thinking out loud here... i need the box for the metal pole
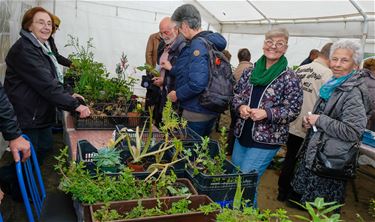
[349,0,368,52]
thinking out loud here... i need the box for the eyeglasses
[264,39,287,49]
[33,20,53,28]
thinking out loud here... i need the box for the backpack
[198,37,235,113]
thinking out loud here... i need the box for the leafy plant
[137,63,160,77]
[184,136,226,176]
[65,35,136,103]
[92,148,121,172]
[370,199,375,218]
[93,202,123,221]
[292,197,343,222]
[160,99,188,140]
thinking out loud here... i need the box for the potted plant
[92,147,122,173]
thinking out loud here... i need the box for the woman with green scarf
[290,40,371,212]
[231,28,303,207]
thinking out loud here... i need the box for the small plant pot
[127,161,145,172]
[127,112,141,127]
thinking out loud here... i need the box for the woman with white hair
[290,39,371,209]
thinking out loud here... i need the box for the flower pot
[89,195,218,222]
[127,112,141,127]
[100,166,118,173]
[127,161,145,172]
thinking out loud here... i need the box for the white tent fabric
[3,0,375,96]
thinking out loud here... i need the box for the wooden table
[62,111,113,160]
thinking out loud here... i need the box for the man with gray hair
[277,42,333,202]
[161,4,227,137]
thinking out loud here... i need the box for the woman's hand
[303,114,320,128]
[249,108,267,121]
[160,60,172,71]
[239,105,251,119]
[75,105,91,118]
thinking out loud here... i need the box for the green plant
[184,136,226,176]
[93,202,124,221]
[92,148,121,171]
[370,199,375,218]
[137,64,160,77]
[65,35,136,103]
[292,197,343,222]
[160,99,188,140]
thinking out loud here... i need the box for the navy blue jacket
[170,31,226,115]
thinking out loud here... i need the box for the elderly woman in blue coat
[291,40,371,209]
[231,28,303,206]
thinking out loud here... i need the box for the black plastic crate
[74,115,149,130]
[115,125,202,149]
[76,140,185,178]
[185,159,258,187]
[192,178,256,205]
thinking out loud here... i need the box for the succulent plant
[93,148,121,169]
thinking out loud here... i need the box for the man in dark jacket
[0,83,30,163]
[152,17,186,126]
[161,4,226,137]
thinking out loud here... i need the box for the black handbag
[312,141,359,180]
[310,94,360,180]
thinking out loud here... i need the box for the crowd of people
[0,3,374,215]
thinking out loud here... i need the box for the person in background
[144,26,163,111]
[4,7,90,164]
[300,49,319,66]
[48,15,72,68]
[291,39,371,211]
[233,48,253,82]
[363,58,375,131]
[152,17,186,126]
[231,28,303,206]
[277,42,333,201]
[161,4,227,137]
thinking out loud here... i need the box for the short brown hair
[319,43,333,58]
[363,58,375,72]
[238,48,251,62]
[22,7,55,33]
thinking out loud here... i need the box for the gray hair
[265,28,289,42]
[171,4,201,30]
[330,39,363,65]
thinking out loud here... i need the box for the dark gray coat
[303,70,372,169]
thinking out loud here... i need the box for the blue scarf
[319,71,355,100]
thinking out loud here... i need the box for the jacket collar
[337,70,364,92]
[20,29,41,48]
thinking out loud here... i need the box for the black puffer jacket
[0,83,22,140]
[4,30,80,129]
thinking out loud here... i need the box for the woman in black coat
[4,7,90,164]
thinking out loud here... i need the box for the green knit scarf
[250,55,288,86]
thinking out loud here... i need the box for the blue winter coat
[170,31,226,115]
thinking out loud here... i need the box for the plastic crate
[76,140,186,178]
[192,179,256,204]
[185,159,258,187]
[74,114,149,130]
[115,125,202,149]
[362,130,375,148]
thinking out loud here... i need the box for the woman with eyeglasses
[231,28,303,206]
[4,7,91,164]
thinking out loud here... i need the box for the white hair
[330,39,363,65]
